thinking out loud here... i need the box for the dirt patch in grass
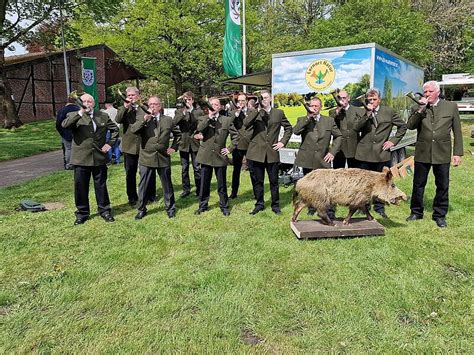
[241,328,264,345]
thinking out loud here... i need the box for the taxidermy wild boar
[292,167,407,225]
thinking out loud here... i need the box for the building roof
[5,44,146,86]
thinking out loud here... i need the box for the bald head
[80,93,95,111]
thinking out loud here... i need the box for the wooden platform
[291,218,385,239]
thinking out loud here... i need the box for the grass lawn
[279,105,334,124]
[0,119,61,161]
[0,126,472,352]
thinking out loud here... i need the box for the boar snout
[389,192,407,205]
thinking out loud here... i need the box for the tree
[383,77,393,107]
[308,1,433,69]
[0,0,122,128]
[410,0,473,79]
[76,0,224,98]
[343,74,370,101]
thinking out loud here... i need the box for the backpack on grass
[19,199,46,212]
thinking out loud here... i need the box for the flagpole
[242,0,247,93]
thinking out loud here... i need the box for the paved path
[0,150,64,188]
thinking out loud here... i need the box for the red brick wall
[2,47,107,123]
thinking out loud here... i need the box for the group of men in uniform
[63,80,463,228]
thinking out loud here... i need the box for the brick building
[2,44,145,123]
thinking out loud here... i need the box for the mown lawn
[279,105,334,124]
[0,119,61,161]
[0,127,472,352]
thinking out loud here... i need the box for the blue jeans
[106,132,121,163]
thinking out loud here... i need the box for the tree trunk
[0,47,22,128]
[172,66,183,98]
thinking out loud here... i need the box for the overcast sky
[5,12,29,57]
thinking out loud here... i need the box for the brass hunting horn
[117,88,151,114]
[69,90,87,109]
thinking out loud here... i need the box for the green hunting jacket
[407,99,463,164]
[243,108,293,163]
[173,107,204,153]
[115,106,145,155]
[330,105,364,158]
[62,110,119,166]
[293,114,342,170]
[196,114,238,167]
[354,106,407,163]
[230,109,257,150]
[130,114,181,168]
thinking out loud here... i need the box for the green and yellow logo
[305,60,336,91]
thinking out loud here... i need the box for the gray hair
[126,86,140,95]
[423,81,440,92]
[148,95,161,104]
[366,88,381,98]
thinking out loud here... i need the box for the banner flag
[223,0,243,77]
[81,57,99,110]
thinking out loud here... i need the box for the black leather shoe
[135,211,147,220]
[377,211,388,218]
[180,191,191,198]
[194,209,207,215]
[434,217,447,228]
[102,213,115,222]
[128,200,138,207]
[229,193,238,200]
[249,207,264,215]
[167,212,175,219]
[74,216,88,225]
[222,210,230,216]
[272,208,282,215]
[406,214,423,222]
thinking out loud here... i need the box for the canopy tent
[221,70,271,87]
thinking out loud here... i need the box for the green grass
[0,127,472,352]
[279,105,334,125]
[0,119,61,161]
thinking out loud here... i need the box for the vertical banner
[223,0,243,77]
[81,57,99,110]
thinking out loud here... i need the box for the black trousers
[248,159,279,210]
[124,153,139,203]
[74,165,111,218]
[180,150,201,195]
[410,161,450,219]
[333,152,359,169]
[198,164,229,212]
[359,160,391,214]
[138,165,175,214]
[231,148,247,195]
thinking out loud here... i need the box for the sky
[5,13,28,56]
